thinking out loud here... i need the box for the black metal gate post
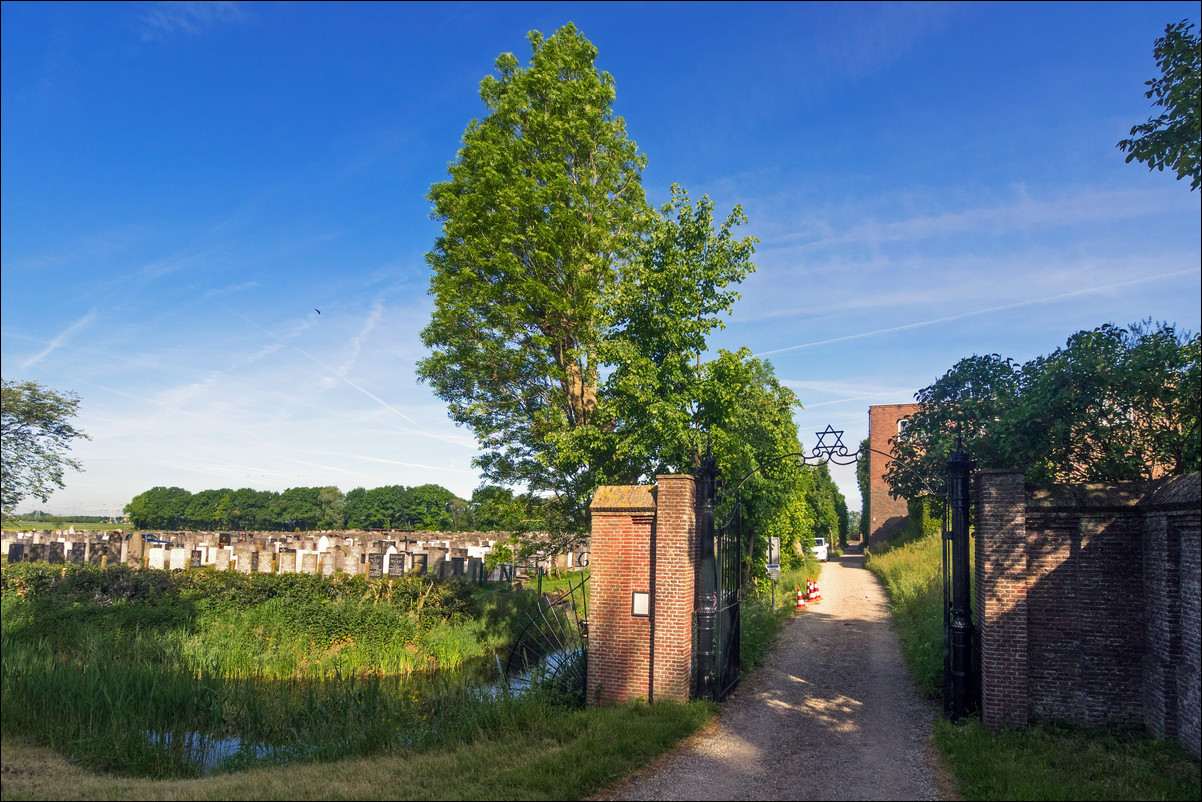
[694,446,719,700]
[946,438,975,721]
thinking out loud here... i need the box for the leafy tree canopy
[886,321,1201,500]
[418,25,762,538]
[1,379,90,516]
[1118,20,1201,189]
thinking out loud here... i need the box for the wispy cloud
[137,2,250,42]
[22,308,98,368]
[761,186,1184,253]
[333,297,385,381]
[755,269,1197,357]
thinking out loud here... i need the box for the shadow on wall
[975,471,1200,758]
[867,515,908,550]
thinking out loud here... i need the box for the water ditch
[142,647,584,775]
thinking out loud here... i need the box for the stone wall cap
[591,485,657,513]
[1028,482,1147,511]
[1139,472,1200,509]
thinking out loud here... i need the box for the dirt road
[598,548,946,801]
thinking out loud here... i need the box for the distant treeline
[122,484,536,533]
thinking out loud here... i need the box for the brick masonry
[867,403,921,548]
[975,471,1200,758]
[587,476,698,705]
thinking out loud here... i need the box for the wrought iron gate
[694,445,742,701]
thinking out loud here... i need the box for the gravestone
[234,546,257,574]
[47,542,65,564]
[411,553,428,576]
[126,533,145,567]
[450,556,465,577]
[147,547,167,570]
[7,542,26,563]
[367,552,384,579]
[256,549,273,573]
[387,553,405,578]
[317,535,329,553]
[346,544,364,575]
[169,548,190,571]
[67,542,86,566]
[191,550,202,569]
[219,532,231,547]
[466,557,483,582]
[327,548,344,575]
[215,548,232,571]
[301,552,318,574]
[279,550,297,573]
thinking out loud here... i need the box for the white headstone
[147,547,166,570]
[169,548,190,571]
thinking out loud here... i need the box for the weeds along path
[597,547,946,801]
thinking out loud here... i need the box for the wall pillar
[587,477,699,705]
[975,469,1029,730]
[651,474,698,703]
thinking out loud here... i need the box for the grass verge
[866,530,1200,801]
[0,700,713,801]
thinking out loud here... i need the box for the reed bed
[1,562,541,778]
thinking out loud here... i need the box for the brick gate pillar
[651,474,698,703]
[975,469,1029,730]
[587,476,699,705]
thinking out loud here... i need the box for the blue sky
[3,1,1199,517]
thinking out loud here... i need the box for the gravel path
[597,547,947,801]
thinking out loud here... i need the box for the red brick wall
[867,403,920,547]
[974,469,1029,730]
[587,477,699,705]
[975,471,1200,757]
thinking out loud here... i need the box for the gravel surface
[597,548,948,801]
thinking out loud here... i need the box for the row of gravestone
[4,539,490,581]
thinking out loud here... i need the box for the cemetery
[1,528,586,582]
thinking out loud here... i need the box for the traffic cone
[795,585,807,611]
[807,579,822,603]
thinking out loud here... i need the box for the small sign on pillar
[631,591,650,617]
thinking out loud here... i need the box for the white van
[811,537,829,561]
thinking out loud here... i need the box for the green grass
[934,718,1200,801]
[0,559,718,800]
[866,530,1200,801]
[2,520,130,532]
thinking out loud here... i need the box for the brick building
[867,403,920,547]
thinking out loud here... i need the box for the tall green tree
[418,24,647,530]
[1,379,90,516]
[602,187,757,482]
[1118,20,1201,189]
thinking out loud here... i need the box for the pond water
[145,647,583,775]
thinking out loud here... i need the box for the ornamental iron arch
[693,425,977,719]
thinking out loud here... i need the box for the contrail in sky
[232,310,421,427]
[755,269,1198,357]
[22,308,98,368]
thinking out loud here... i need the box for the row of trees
[886,321,1200,502]
[122,483,539,533]
[417,24,846,572]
